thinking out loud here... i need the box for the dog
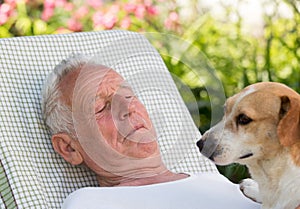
[197,82,300,209]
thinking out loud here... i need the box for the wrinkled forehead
[95,68,128,98]
[61,64,124,106]
[77,64,125,88]
[98,70,124,88]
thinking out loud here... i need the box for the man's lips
[126,124,146,137]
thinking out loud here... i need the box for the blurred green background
[1,0,299,183]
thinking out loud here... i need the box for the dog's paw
[239,178,262,203]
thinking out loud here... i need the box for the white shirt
[62,172,261,209]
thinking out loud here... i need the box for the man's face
[60,67,159,160]
[93,70,159,158]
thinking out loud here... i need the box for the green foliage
[217,164,251,184]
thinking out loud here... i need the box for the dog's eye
[237,114,252,125]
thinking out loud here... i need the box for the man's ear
[52,133,83,166]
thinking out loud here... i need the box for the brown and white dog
[197,82,300,209]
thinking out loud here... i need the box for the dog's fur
[197,82,300,209]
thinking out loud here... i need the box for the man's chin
[126,130,157,144]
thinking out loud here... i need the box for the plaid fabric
[0,30,217,209]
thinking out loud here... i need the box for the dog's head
[197,82,300,166]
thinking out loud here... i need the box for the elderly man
[42,54,260,209]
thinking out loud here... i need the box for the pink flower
[164,12,179,30]
[55,0,67,7]
[147,5,158,16]
[102,13,117,29]
[92,11,117,29]
[92,11,104,27]
[75,6,89,19]
[143,0,153,7]
[67,18,83,31]
[87,0,102,9]
[64,2,74,12]
[164,19,172,30]
[124,3,136,13]
[43,0,55,10]
[4,0,16,7]
[0,3,11,15]
[169,11,179,21]
[0,3,13,23]
[41,8,54,21]
[0,13,8,25]
[107,4,119,15]
[120,17,131,29]
[135,5,146,19]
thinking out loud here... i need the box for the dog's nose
[196,139,204,151]
[197,139,216,161]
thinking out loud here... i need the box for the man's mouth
[126,124,145,137]
[239,153,253,159]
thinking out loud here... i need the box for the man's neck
[96,170,189,187]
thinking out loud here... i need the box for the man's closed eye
[96,102,111,114]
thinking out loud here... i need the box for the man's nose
[117,96,136,120]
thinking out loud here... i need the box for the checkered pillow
[0,30,217,209]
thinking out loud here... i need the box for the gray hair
[41,54,93,139]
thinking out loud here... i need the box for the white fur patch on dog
[240,178,262,203]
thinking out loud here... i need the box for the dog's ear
[277,96,300,146]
